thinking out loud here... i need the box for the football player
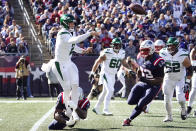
[87,65,103,100]
[48,87,90,130]
[187,46,196,116]
[47,14,99,112]
[123,40,165,126]
[116,56,138,98]
[89,38,130,115]
[159,37,192,122]
[154,39,165,53]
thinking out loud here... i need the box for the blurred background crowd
[0,0,196,59]
[0,0,29,56]
[29,0,196,60]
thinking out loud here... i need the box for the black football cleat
[122,118,132,126]
[187,106,192,115]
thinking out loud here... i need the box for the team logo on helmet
[140,40,155,58]
[60,14,75,30]
[166,37,179,54]
[154,39,165,53]
[111,38,122,52]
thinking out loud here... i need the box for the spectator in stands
[42,18,53,39]
[5,32,15,45]
[101,31,112,49]
[172,0,183,21]
[15,55,30,100]
[3,14,12,26]
[52,17,60,29]
[38,9,50,35]
[7,38,17,55]
[9,19,22,34]
[74,1,83,16]
[0,41,6,55]
[0,6,5,27]
[17,41,28,56]
[50,9,60,23]
[54,2,63,11]
[158,13,167,27]
[103,17,112,31]
[125,37,136,59]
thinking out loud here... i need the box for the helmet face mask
[140,40,154,58]
[166,37,179,54]
[111,38,122,52]
[60,14,75,31]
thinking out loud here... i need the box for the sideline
[29,106,55,131]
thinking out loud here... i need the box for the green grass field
[0,97,196,131]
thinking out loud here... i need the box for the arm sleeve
[67,32,91,45]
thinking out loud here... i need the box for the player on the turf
[48,87,90,130]
[90,38,131,115]
[159,37,192,122]
[44,14,98,114]
[123,40,164,126]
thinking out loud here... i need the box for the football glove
[129,70,136,79]
[54,111,69,123]
[89,72,95,84]
[183,79,191,93]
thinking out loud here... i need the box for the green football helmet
[111,38,122,52]
[60,14,75,30]
[166,37,179,54]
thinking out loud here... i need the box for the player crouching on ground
[48,87,90,130]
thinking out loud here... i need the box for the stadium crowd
[0,0,29,56]
[29,0,196,58]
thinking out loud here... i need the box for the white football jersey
[100,48,125,75]
[159,48,189,81]
[55,28,90,61]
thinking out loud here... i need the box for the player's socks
[187,106,192,115]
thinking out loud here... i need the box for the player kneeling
[48,87,90,130]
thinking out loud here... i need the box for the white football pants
[51,60,79,108]
[162,78,186,117]
[94,72,115,112]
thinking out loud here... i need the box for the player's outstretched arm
[68,31,100,45]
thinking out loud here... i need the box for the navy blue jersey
[138,53,164,80]
[56,92,90,111]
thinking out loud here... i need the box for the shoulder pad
[179,49,189,57]
[104,48,113,54]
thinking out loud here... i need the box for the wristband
[186,79,191,83]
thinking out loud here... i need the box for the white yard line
[29,106,55,131]
[0,100,55,103]
[0,100,179,103]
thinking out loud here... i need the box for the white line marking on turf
[0,100,179,103]
[0,100,56,103]
[29,106,55,131]
[0,118,2,121]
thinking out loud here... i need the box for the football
[130,3,146,15]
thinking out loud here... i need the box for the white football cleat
[163,116,173,122]
[92,108,101,115]
[103,111,113,116]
